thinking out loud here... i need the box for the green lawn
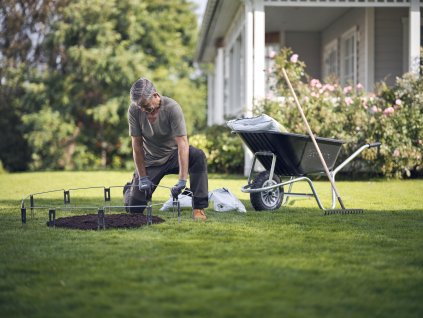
[0,171,422,318]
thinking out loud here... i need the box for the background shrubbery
[190,49,422,178]
[189,125,244,174]
[2,0,421,178]
[0,0,205,172]
[253,48,422,178]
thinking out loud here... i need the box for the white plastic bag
[208,188,246,213]
[160,193,192,211]
[226,114,287,133]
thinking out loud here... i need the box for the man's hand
[171,179,186,198]
[139,176,153,198]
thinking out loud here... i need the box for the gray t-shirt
[128,96,187,167]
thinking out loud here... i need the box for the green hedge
[189,125,244,174]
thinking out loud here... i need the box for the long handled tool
[281,68,362,214]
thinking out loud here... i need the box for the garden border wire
[20,185,190,229]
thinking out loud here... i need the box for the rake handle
[281,68,345,210]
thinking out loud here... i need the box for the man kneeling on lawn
[124,77,208,220]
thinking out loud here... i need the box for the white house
[195,0,421,174]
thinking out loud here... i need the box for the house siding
[374,8,408,86]
[285,32,322,79]
[322,8,366,86]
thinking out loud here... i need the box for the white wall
[285,31,322,79]
[374,8,408,86]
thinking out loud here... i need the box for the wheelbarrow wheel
[250,171,283,211]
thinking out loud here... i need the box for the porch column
[253,0,266,104]
[244,0,266,176]
[244,0,254,176]
[244,0,254,116]
[409,0,421,74]
[207,73,214,126]
[214,44,225,124]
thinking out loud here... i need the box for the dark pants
[124,146,209,212]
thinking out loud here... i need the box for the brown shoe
[193,209,207,221]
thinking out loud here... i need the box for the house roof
[195,0,240,63]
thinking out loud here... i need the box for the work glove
[139,176,153,198]
[171,179,187,198]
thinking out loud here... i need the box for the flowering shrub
[256,48,422,178]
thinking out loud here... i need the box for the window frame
[323,39,339,80]
[340,26,358,86]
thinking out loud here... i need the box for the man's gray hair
[130,77,157,106]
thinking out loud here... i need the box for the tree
[1,0,206,171]
[0,0,67,171]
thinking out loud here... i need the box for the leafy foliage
[190,125,244,174]
[256,48,422,178]
[0,0,66,171]
[0,0,206,171]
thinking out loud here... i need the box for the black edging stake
[30,195,34,218]
[147,205,152,226]
[64,191,70,205]
[48,209,56,227]
[104,188,111,202]
[21,208,26,224]
[97,209,105,230]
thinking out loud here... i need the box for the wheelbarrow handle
[368,142,381,148]
[333,141,382,176]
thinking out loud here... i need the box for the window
[323,39,338,80]
[340,27,357,86]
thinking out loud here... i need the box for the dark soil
[46,213,165,230]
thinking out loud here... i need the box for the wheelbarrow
[236,130,381,213]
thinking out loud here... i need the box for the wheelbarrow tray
[237,130,345,176]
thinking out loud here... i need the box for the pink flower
[383,107,395,116]
[324,84,335,92]
[310,79,320,87]
[361,97,368,109]
[268,50,276,59]
[343,86,352,94]
[370,106,379,114]
[311,92,320,98]
[290,54,299,63]
[395,99,402,106]
[356,83,363,90]
[393,149,400,157]
[345,97,353,106]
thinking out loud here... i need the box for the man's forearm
[176,136,189,180]
[132,137,147,177]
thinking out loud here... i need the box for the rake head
[324,209,364,215]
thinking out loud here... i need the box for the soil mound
[47,213,165,230]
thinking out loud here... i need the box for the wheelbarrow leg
[282,177,294,206]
